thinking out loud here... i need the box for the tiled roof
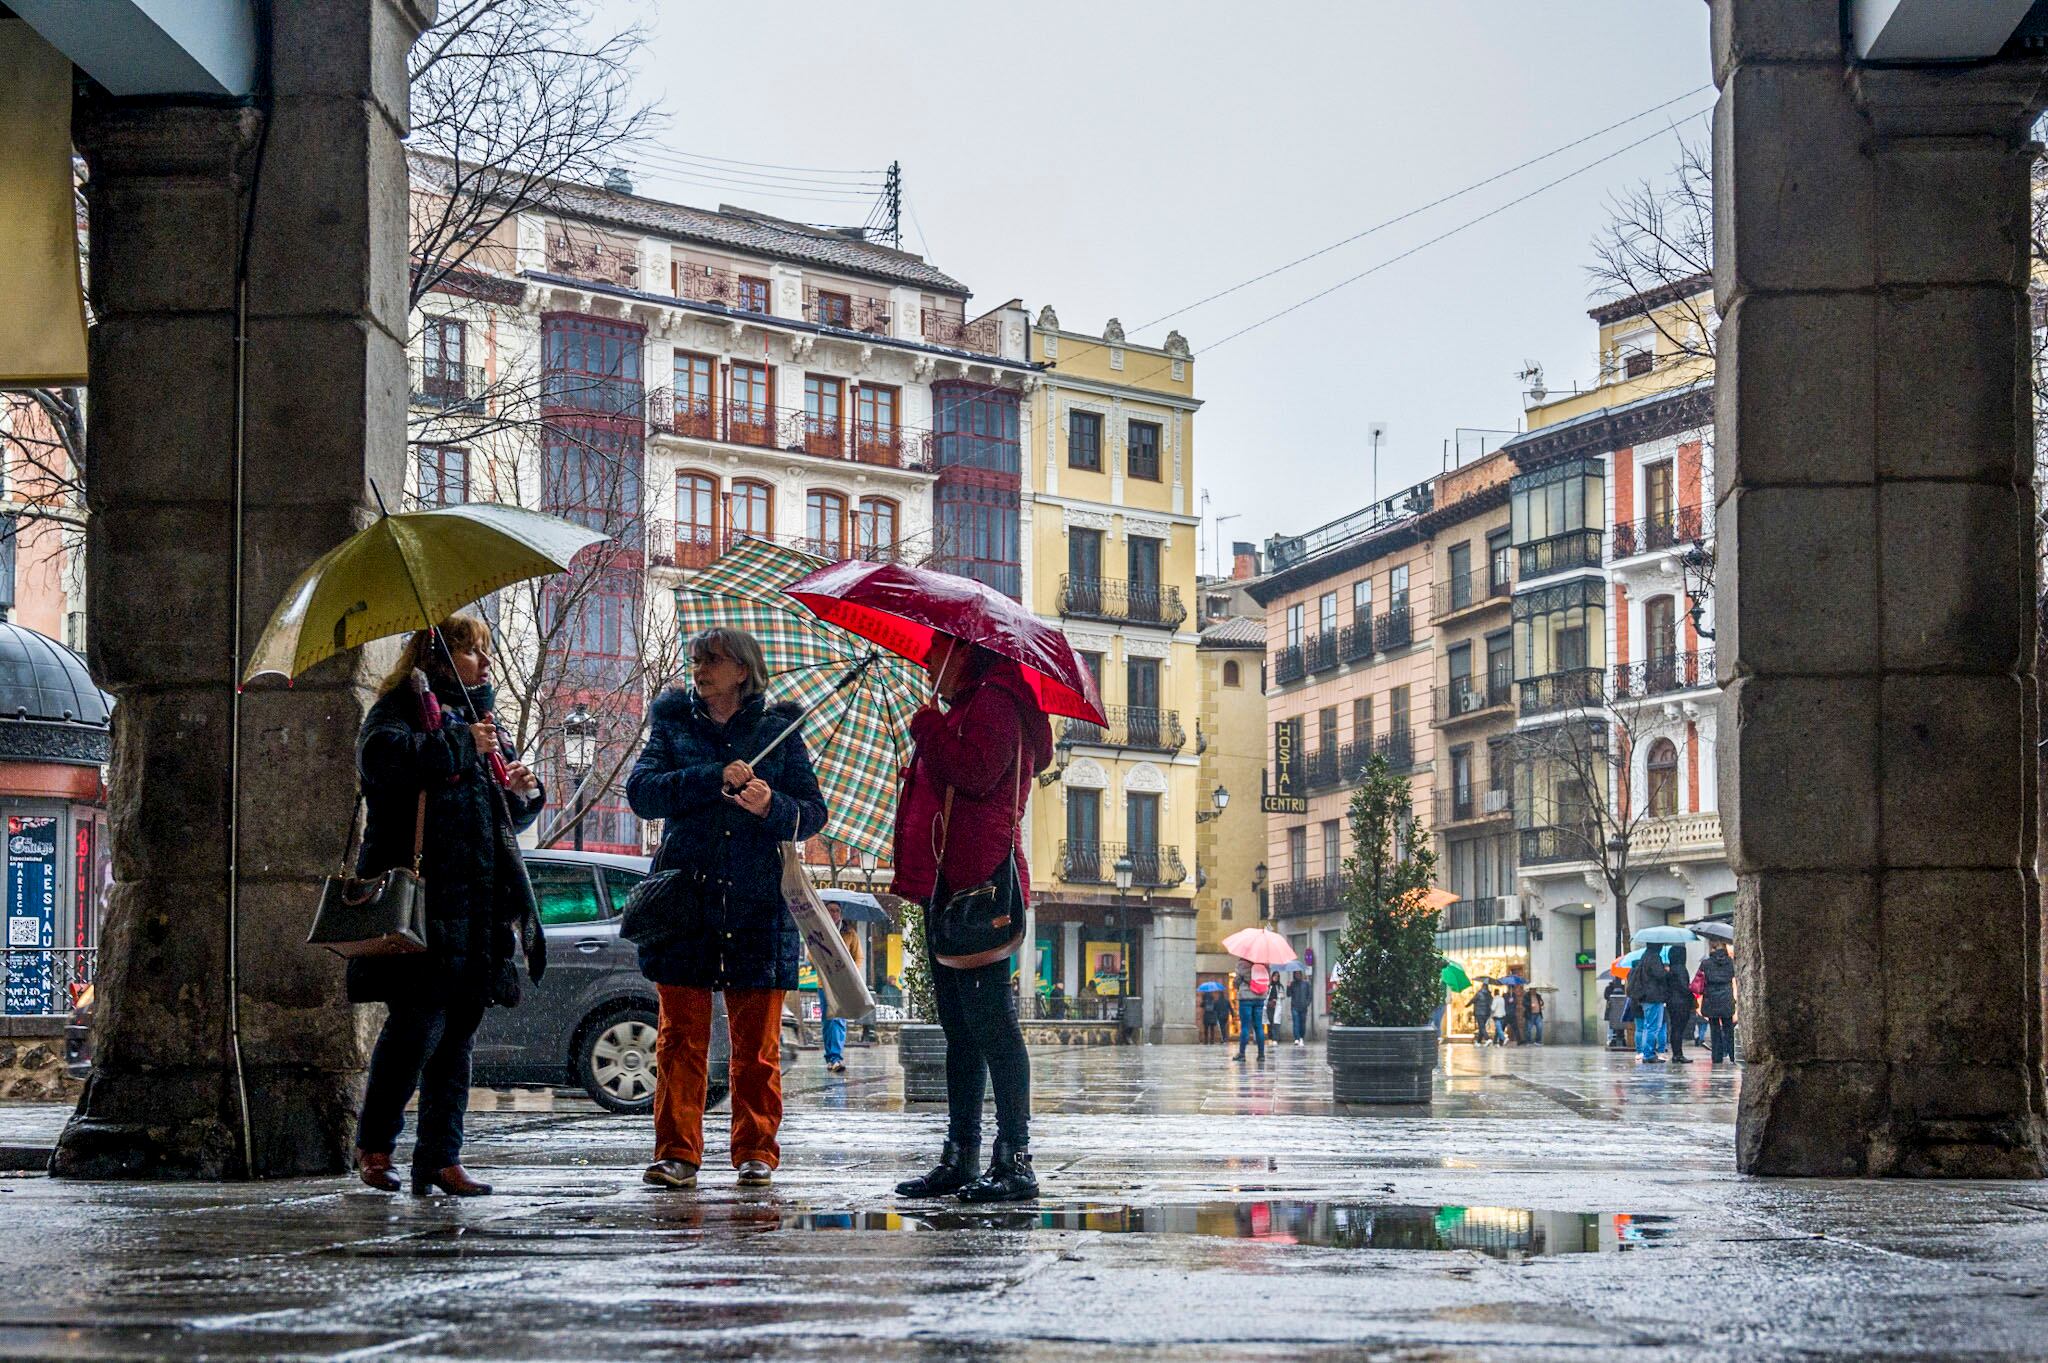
[1198,616,1267,649]
[411,153,971,295]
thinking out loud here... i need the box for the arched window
[1646,738,1679,817]
[1222,659,1241,688]
[855,496,899,561]
[676,471,718,568]
[805,490,847,558]
[727,479,772,543]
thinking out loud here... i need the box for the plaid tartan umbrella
[675,538,927,861]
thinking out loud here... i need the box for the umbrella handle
[735,651,882,781]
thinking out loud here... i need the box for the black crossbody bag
[928,737,1028,970]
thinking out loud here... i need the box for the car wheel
[579,1007,659,1113]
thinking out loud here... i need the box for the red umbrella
[785,560,1106,724]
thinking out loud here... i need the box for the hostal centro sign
[1262,717,1307,815]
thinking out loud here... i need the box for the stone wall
[0,1020,78,1103]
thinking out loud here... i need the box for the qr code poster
[7,916,39,947]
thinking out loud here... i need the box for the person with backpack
[1471,982,1495,1046]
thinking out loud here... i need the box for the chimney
[1231,541,1260,580]
[603,166,633,195]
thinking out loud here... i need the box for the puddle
[779,1202,1680,1257]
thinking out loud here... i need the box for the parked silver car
[472,849,729,1113]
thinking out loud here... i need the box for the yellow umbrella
[242,502,608,684]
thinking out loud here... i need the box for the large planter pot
[898,1023,950,1104]
[1329,1025,1438,1105]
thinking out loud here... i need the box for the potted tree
[1328,754,1445,1105]
[895,903,949,1103]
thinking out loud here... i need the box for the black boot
[895,1139,978,1198]
[957,1139,1037,1204]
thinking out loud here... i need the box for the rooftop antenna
[882,161,902,248]
[1368,423,1388,507]
[1516,361,1547,404]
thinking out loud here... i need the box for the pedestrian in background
[350,616,545,1199]
[629,627,829,1192]
[891,638,1053,1204]
[1525,988,1545,1045]
[1628,950,1666,1063]
[1472,982,1495,1046]
[1288,970,1312,1046]
[1700,940,1738,1064]
[1662,945,1695,1064]
[1604,975,1629,1048]
[818,905,859,1075]
[1266,968,1284,1041]
[1233,957,1266,1062]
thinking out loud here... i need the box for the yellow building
[1193,611,1267,999]
[1021,309,1203,1042]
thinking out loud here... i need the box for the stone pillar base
[1739,1058,2046,1179]
[53,1063,361,1180]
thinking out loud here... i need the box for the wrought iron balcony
[1272,643,1306,686]
[1519,668,1604,717]
[1433,784,1512,826]
[802,286,892,335]
[1375,603,1413,652]
[645,393,936,472]
[1058,706,1185,754]
[1433,676,1515,725]
[1057,576,1188,630]
[1613,650,1716,701]
[1518,528,1604,580]
[1376,728,1415,772]
[1304,745,1341,791]
[1611,505,1709,560]
[921,308,1002,356]
[410,357,487,412]
[1517,822,1600,868]
[1271,874,1341,919]
[1057,840,1188,888]
[1433,567,1512,618]
[1441,897,1510,931]
[1339,611,1374,661]
[1305,630,1339,673]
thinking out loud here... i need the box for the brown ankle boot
[355,1148,400,1193]
[411,1164,492,1197]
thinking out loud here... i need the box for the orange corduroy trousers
[654,984,784,1169]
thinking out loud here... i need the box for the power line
[630,164,886,206]
[1132,84,1714,336]
[631,148,888,192]
[639,147,888,178]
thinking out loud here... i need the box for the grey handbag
[307,790,428,958]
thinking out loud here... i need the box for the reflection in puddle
[780,1203,1679,1257]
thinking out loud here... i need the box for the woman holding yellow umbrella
[244,496,607,1195]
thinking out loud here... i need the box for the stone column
[1717,0,2048,1176]
[54,1,433,1179]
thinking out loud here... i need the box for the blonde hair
[379,614,491,696]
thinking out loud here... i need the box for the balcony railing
[0,945,97,1017]
[1433,675,1514,724]
[1059,706,1186,754]
[1057,576,1188,630]
[1611,505,1709,559]
[1433,785,1512,826]
[1304,745,1341,791]
[410,357,487,412]
[1376,603,1413,652]
[544,230,640,288]
[1518,529,1604,580]
[1433,567,1512,618]
[1305,631,1339,673]
[541,372,645,419]
[1441,897,1509,932]
[1272,643,1306,686]
[645,393,936,472]
[1518,822,1600,868]
[1339,612,1373,661]
[803,286,892,335]
[1613,650,1716,701]
[921,308,1002,356]
[644,518,910,571]
[1519,668,1604,717]
[1630,812,1725,859]
[1376,728,1415,772]
[1057,840,1188,888]
[1271,875,1341,919]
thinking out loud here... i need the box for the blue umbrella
[1197,981,1225,993]
[1498,973,1527,986]
[1633,925,1699,946]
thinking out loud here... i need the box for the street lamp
[1252,860,1269,921]
[1113,853,1134,1002]
[563,701,595,851]
[1195,782,1231,824]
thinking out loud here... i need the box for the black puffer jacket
[1700,950,1737,1019]
[625,689,828,990]
[345,676,545,1007]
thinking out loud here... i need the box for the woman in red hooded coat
[891,638,1053,1203]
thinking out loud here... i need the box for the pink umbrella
[1221,927,1298,966]
[785,559,1106,724]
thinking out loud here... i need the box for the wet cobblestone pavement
[2,1043,2045,1360]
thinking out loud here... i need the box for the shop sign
[1574,949,1596,970]
[4,815,58,1015]
[1262,718,1307,814]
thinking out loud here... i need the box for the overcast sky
[592,0,1712,570]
